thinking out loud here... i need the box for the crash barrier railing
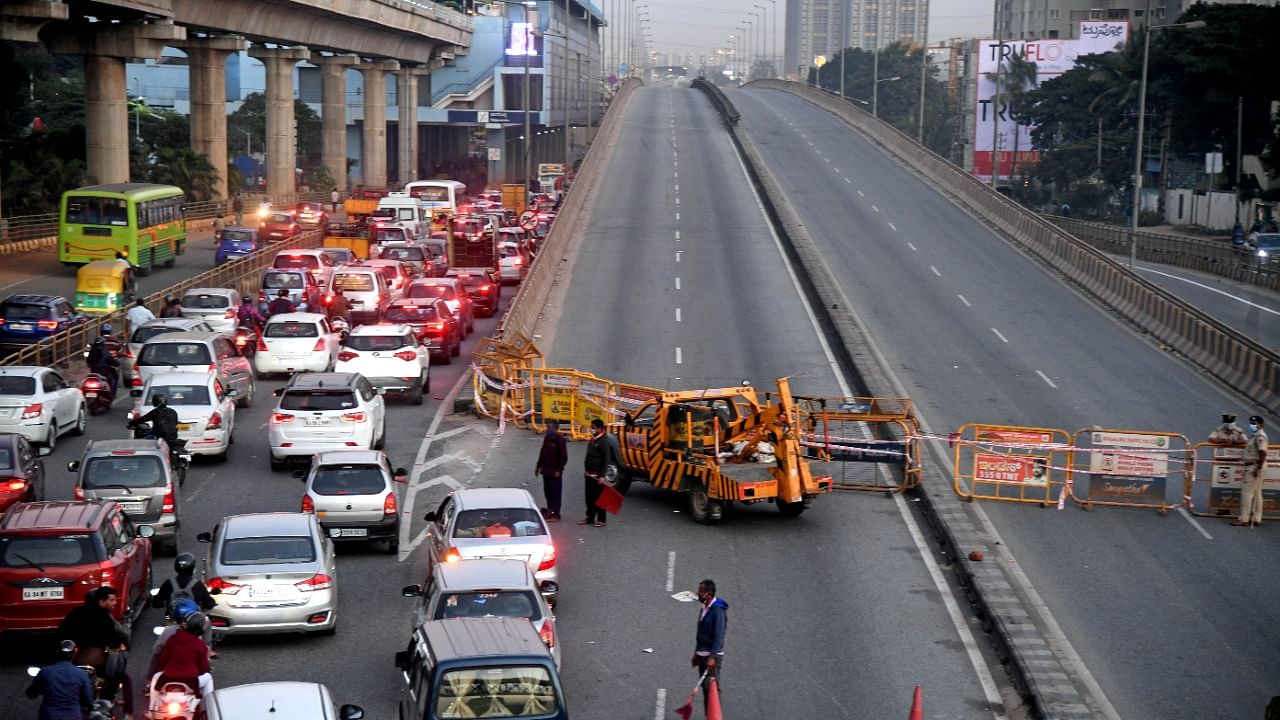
[749,79,1280,415]
[954,424,1074,507]
[692,78,739,126]
[793,395,922,492]
[1045,215,1280,293]
[0,228,323,370]
[1187,442,1280,521]
[497,78,642,343]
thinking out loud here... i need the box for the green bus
[58,183,187,274]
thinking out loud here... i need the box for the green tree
[145,147,220,201]
[227,93,323,169]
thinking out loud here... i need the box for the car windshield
[433,590,542,621]
[182,294,230,309]
[320,251,351,264]
[452,509,546,539]
[280,390,357,411]
[386,305,441,323]
[146,385,211,406]
[0,535,98,568]
[264,272,305,290]
[83,455,166,489]
[220,536,316,565]
[346,334,411,351]
[333,273,374,292]
[435,666,558,718]
[138,342,212,366]
[311,464,386,495]
[266,213,292,224]
[275,256,320,270]
[371,228,406,243]
[132,325,190,344]
[382,246,424,261]
[64,196,128,226]
[0,376,36,395]
[408,284,455,301]
[2,304,50,321]
[265,321,319,339]
[221,230,254,243]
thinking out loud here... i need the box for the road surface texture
[733,86,1280,719]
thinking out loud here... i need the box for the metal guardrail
[0,229,324,370]
[750,78,1280,413]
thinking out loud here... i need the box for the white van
[376,192,428,240]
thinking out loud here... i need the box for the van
[328,267,390,325]
[69,439,180,554]
[394,617,567,720]
[133,331,255,406]
[376,192,428,240]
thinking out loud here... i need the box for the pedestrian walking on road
[330,187,341,213]
[578,418,616,527]
[126,298,154,334]
[535,419,568,521]
[232,193,244,225]
[691,579,728,716]
[1232,415,1268,527]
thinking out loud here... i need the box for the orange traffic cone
[706,677,723,720]
[908,684,923,720]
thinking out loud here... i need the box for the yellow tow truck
[342,188,388,222]
[614,378,832,523]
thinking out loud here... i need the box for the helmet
[58,639,77,660]
[151,394,167,408]
[184,612,207,635]
[277,289,289,298]
[100,323,112,335]
[173,552,196,574]
[171,599,198,622]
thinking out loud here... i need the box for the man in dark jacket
[57,587,130,709]
[535,420,569,521]
[578,418,617,527]
[267,289,295,317]
[26,640,94,720]
[691,578,728,714]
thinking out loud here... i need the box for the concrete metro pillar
[358,60,399,189]
[180,36,247,201]
[313,54,359,192]
[397,67,424,185]
[249,46,310,201]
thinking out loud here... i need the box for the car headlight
[1259,250,1269,258]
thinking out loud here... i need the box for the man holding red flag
[690,579,728,717]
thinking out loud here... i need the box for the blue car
[0,294,87,349]
[215,227,261,265]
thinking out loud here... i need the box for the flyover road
[733,86,1280,719]
[533,86,1015,718]
[1123,259,1280,348]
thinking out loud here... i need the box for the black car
[0,433,48,515]
[445,268,501,319]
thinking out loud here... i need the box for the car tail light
[4,478,26,491]
[122,347,133,358]
[478,285,492,295]
[20,403,42,419]
[99,563,114,586]
[73,485,85,500]
[340,411,366,423]
[257,337,268,352]
[224,308,236,319]
[131,375,142,387]
[445,547,461,563]
[322,294,333,306]
[208,363,217,373]
[383,493,397,516]
[37,320,59,330]
[162,487,175,513]
[301,494,315,513]
[206,577,242,595]
[393,350,418,361]
[258,291,267,304]
[428,322,444,332]
[295,573,332,591]
[206,411,222,430]
[0,318,6,326]
[312,337,326,352]
[337,350,358,362]
[538,619,556,648]
[512,257,523,266]
[537,545,557,571]
[271,412,294,424]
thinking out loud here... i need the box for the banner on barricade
[954,423,1069,505]
[539,372,575,423]
[1189,443,1280,519]
[576,379,609,432]
[1070,429,1187,513]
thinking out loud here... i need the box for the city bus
[58,183,188,274]
[404,180,466,213]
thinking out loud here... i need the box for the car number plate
[23,587,64,601]
[85,392,98,398]
[244,584,285,599]
[9,323,32,331]
[330,527,367,538]
[176,423,191,431]
[118,501,147,514]
[304,417,327,427]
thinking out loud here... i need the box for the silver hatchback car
[296,450,406,553]
[196,512,338,637]
[204,682,364,720]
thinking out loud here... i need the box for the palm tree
[985,52,1039,178]
[147,147,221,201]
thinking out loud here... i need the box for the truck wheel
[688,485,720,525]
[777,500,806,518]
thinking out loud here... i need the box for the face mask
[1249,424,1258,432]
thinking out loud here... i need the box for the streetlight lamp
[872,75,901,118]
[1128,18,1206,267]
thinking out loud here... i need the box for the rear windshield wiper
[12,552,46,572]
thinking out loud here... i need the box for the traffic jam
[0,178,568,719]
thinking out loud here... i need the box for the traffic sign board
[519,210,538,230]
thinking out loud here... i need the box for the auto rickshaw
[74,259,132,314]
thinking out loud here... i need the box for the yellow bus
[58,183,188,274]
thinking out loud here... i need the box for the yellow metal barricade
[953,424,1071,505]
[1187,442,1280,521]
[794,396,922,492]
[1069,429,1190,514]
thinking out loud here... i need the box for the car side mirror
[393,650,410,671]
[401,584,423,597]
[196,531,213,543]
[130,389,142,397]
[339,706,365,720]
[292,469,307,481]
[423,511,437,522]
[67,460,80,472]
[137,525,155,538]
[272,388,284,397]
[37,446,52,457]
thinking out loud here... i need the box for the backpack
[167,575,200,616]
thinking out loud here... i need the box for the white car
[125,318,214,384]
[180,288,242,336]
[497,241,528,285]
[267,372,387,471]
[334,325,430,405]
[254,313,342,376]
[131,371,237,459]
[358,259,412,302]
[0,366,86,450]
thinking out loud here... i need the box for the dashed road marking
[872,205,880,213]
[1036,370,1058,388]
[907,242,918,252]
[857,190,864,197]
[675,347,683,364]
[665,551,677,591]
[675,308,682,322]
[991,328,1009,343]
[930,265,942,277]
[888,222,897,231]
[957,294,971,307]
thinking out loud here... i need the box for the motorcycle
[131,421,192,487]
[145,673,202,720]
[329,316,350,341]
[81,372,116,415]
[27,665,124,719]
[232,323,259,359]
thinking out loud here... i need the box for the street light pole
[562,0,571,166]
[768,0,777,78]
[838,1,846,99]
[917,25,929,143]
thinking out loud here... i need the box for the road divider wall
[497,78,641,342]
[749,78,1280,416]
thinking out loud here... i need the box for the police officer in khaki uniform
[1232,415,1268,527]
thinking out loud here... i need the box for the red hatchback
[0,433,49,517]
[0,501,154,634]
[385,298,462,363]
[260,211,302,241]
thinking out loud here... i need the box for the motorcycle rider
[267,288,296,317]
[56,587,130,713]
[153,612,214,697]
[325,287,351,325]
[236,295,266,330]
[129,394,180,452]
[98,323,124,359]
[159,296,184,318]
[152,554,216,641]
[84,336,120,396]
[147,599,209,679]
[26,639,95,720]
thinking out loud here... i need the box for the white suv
[267,373,386,471]
[334,325,430,405]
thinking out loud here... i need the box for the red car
[293,201,329,229]
[0,433,48,517]
[0,501,154,634]
[260,211,302,241]
[385,298,462,363]
[445,268,501,318]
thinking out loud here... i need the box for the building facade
[785,0,928,77]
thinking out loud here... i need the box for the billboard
[973,22,1130,181]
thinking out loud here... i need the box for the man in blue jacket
[26,640,94,720]
[691,578,728,714]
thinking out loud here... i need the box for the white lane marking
[887,222,897,231]
[1136,266,1280,316]
[675,277,681,290]
[654,689,667,720]
[807,141,814,146]
[991,328,1009,343]
[930,266,942,277]
[675,197,680,206]
[675,347,683,364]
[675,212,680,221]
[675,308,682,322]
[674,184,679,192]
[1036,370,1058,388]
[824,157,831,163]
[872,205,880,213]
[957,294,971,307]
[907,242,918,252]
[1177,506,1214,540]
[843,177,851,184]
[675,251,682,263]
[834,167,841,173]
[665,551,677,592]
[730,139,1007,718]
[674,172,679,180]
[674,230,680,241]
[856,190,864,197]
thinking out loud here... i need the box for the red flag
[673,699,693,720]
[706,678,723,720]
[596,485,624,514]
[908,684,923,720]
